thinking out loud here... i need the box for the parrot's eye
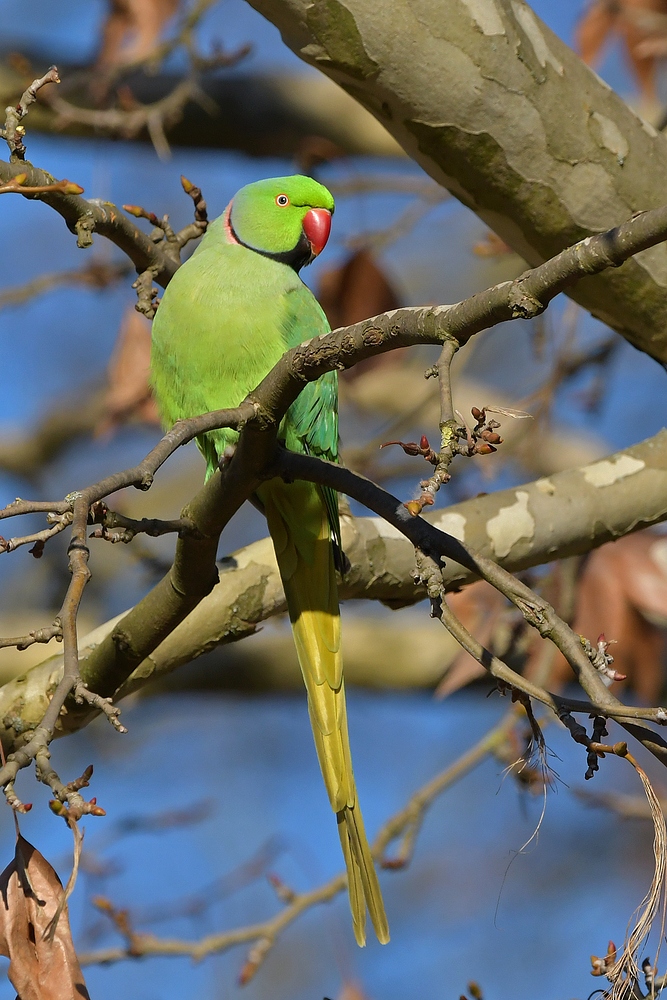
[275,194,289,207]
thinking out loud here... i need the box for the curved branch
[0,160,180,286]
[1,429,665,748]
[2,184,667,789]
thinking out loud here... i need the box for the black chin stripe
[229,221,314,273]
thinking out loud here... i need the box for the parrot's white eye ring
[275,194,289,207]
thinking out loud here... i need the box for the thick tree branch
[243,200,667,435]
[270,450,667,746]
[2,186,667,795]
[246,0,667,364]
[2,429,666,748]
[0,58,403,158]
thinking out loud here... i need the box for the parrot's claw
[219,444,236,469]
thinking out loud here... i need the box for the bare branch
[0,175,83,196]
[2,190,667,814]
[1,64,60,159]
[0,622,62,652]
[0,499,71,521]
[0,398,258,795]
[88,503,199,544]
[269,450,667,758]
[0,260,131,312]
[46,23,250,160]
[78,710,519,973]
[0,158,180,286]
[175,174,208,248]
[72,685,126,734]
[245,0,667,364]
[0,511,73,557]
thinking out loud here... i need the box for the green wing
[151,239,342,553]
[280,285,342,561]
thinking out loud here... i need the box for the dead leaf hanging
[542,532,667,702]
[317,249,403,380]
[96,0,180,71]
[318,248,400,329]
[576,0,667,101]
[0,836,90,1000]
[97,304,160,435]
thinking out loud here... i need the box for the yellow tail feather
[259,477,389,946]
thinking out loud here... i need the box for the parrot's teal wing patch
[280,284,343,566]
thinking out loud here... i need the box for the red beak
[302,208,331,256]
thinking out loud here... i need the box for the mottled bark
[1,431,665,745]
[246,0,667,364]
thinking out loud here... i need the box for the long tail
[258,477,389,947]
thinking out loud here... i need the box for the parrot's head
[226,175,334,272]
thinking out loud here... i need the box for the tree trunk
[246,0,667,364]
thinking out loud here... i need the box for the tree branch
[0,259,131,312]
[2,174,667,802]
[1,64,60,159]
[77,709,520,975]
[246,0,667,364]
[1,428,665,745]
[0,158,181,287]
[270,449,667,752]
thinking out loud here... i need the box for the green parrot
[150,175,389,947]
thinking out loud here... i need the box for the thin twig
[176,174,208,248]
[0,511,73,557]
[89,502,200,544]
[0,175,83,196]
[1,64,60,159]
[47,32,249,160]
[0,260,131,311]
[78,710,519,973]
[0,622,62,651]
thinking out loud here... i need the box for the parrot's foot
[218,444,236,470]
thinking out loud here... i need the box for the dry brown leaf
[294,136,347,174]
[431,532,667,702]
[0,836,90,1000]
[576,0,667,100]
[472,231,513,257]
[537,532,667,701]
[435,582,507,698]
[96,0,180,70]
[318,248,400,329]
[98,305,160,434]
[577,0,620,65]
[317,249,403,380]
[337,982,371,1000]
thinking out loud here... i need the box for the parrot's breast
[149,231,330,478]
[151,238,298,425]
